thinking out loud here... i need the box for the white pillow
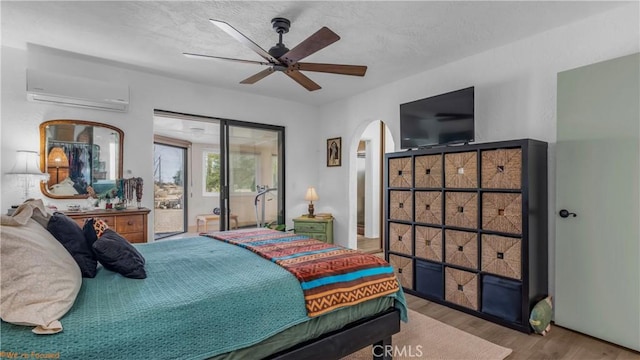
[0,217,82,334]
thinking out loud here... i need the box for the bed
[1,216,406,360]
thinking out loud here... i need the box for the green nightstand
[293,216,334,244]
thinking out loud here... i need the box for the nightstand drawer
[293,216,334,244]
[295,222,327,233]
[299,232,327,242]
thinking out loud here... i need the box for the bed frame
[269,308,401,360]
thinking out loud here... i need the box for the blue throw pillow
[47,212,97,278]
[92,229,146,279]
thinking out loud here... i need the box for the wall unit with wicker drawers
[65,208,151,243]
[385,139,547,333]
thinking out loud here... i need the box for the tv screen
[400,87,474,149]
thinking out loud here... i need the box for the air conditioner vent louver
[26,69,129,112]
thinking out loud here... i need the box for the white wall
[1,46,320,239]
[316,3,640,301]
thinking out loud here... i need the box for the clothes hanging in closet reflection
[48,141,100,194]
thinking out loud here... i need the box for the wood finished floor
[405,294,640,360]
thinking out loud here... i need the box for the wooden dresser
[65,208,151,243]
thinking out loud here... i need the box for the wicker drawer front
[414,191,442,225]
[115,215,145,234]
[389,222,412,256]
[482,234,522,280]
[445,230,478,269]
[389,254,413,289]
[295,222,326,233]
[481,148,522,189]
[389,157,412,188]
[389,191,413,221]
[444,192,478,229]
[415,154,442,188]
[482,193,522,235]
[415,226,442,262]
[445,267,479,310]
[445,152,478,188]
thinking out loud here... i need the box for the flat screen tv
[400,86,474,149]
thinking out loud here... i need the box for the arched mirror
[40,120,123,199]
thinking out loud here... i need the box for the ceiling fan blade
[209,19,279,64]
[284,69,321,91]
[295,62,367,76]
[183,53,271,66]
[240,68,275,84]
[279,27,340,65]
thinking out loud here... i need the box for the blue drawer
[482,275,522,323]
[415,259,443,300]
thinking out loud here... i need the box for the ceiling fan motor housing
[271,17,290,34]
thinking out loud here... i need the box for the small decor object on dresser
[327,137,341,167]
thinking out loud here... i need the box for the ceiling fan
[184,18,367,91]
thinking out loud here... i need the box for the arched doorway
[351,120,394,253]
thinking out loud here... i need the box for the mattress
[1,236,405,360]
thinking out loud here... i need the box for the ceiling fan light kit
[184,17,367,91]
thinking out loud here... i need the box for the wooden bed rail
[268,308,401,360]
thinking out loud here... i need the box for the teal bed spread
[1,236,406,360]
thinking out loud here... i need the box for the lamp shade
[304,187,319,202]
[47,147,69,168]
[9,150,48,177]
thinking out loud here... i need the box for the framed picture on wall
[327,137,342,167]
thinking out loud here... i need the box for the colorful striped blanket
[205,228,400,317]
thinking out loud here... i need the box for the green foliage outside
[230,153,257,192]
[205,152,220,193]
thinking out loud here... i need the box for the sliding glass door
[153,142,187,239]
[225,123,284,229]
[153,110,284,236]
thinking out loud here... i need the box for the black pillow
[83,218,98,249]
[47,212,97,278]
[92,229,146,279]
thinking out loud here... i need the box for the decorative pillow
[0,217,82,334]
[92,229,146,279]
[82,218,109,249]
[47,212,98,278]
[529,296,553,335]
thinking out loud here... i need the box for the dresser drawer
[121,232,146,243]
[115,215,144,233]
[73,216,115,228]
[298,232,327,242]
[295,222,326,233]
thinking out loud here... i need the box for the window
[203,150,220,196]
[230,152,259,193]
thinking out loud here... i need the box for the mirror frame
[39,119,124,199]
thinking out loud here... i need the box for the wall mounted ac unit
[26,69,129,112]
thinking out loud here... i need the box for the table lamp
[7,150,50,202]
[47,147,69,184]
[305,187,319,218]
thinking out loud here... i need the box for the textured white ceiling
[1,1,626,106]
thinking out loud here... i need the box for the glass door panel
[226,124,283,229]
[153,143,187,239]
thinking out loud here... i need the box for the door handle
[559,209,577,218]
